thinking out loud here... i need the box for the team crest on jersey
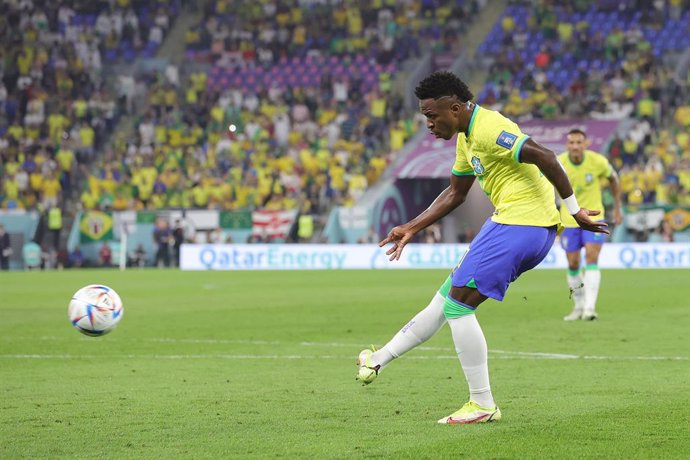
[471,156,485,175]
[496,130,518,149]
[585,173,593,184]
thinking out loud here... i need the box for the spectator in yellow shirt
[150,189,167,209]
[389,121,406,151]
[347,169,368,201]
[192,182,209,208]
[3,174,21,209]
[636,91,656,121]
[7,122,24,141]
[370,91,387,118]
[675,105,690,128]
[329,162,347,198]
[112,189,132,211]
[48,113,69,144]
[207,177,228,209]
[41,171,62,209]
[73,97,88,119]
[78,123,96,161]
[368,155,388,183]
[29,170,44,194]
[55,146,76,192]
[4,155,20,176]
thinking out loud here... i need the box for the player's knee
[443,294,476,319]
[585,253,600,265]
[566,255,580,270]
[437,275,452,298]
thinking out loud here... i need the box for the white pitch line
[491,350,579,359]
[148,338,284,345]
[2,337,688,361]
[0,354,345,360]
[1,353,688,361]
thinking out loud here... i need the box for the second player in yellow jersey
[557,129,622,321]
[558,147,612,227]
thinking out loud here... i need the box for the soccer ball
[68,284,124,337]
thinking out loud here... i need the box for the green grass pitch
[1,268,688,459]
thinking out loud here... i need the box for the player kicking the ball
[558,129,622,321]
[357,71,608,424]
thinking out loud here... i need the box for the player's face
[566,133,588,163]
[419,97,461,140]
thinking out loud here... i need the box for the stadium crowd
[72,0,486,219]
[0,0,688,255]
[184,0,478,65]
[612,113,690,207]
[0,0,180,212]
[479,1,688,120]
[478,1,690,210]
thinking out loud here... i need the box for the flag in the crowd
[251,210,298,240]
[79,211,114,243]
[666,208,690,231]
[220,211,253,229]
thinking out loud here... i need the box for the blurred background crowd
[0,0,689,268]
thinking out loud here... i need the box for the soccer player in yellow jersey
[356,72,607,424]
[558,129,622,321]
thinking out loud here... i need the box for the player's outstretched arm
[379,174,475,260]
[520,139,609,234]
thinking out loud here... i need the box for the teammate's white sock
[447,314,494,408]
[372,293,446,368]
[584,265,601,316]
[567,270,585,312]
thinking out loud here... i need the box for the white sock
[584,268,601,315]
[567,272,585,312]
[447,314,494,408]
[371,292,446,368]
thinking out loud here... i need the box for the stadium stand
[0,0,689,267]
[73,1,485,220]
[0,0,181,212]
[475,0,690,241]
[477,1,689,120]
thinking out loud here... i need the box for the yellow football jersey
[557,150,612,227]
[452,105,561,228]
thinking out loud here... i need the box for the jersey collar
[466,104,479,139]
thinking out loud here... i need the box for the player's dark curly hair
[414,71,474,102]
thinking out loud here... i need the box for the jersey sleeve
[478,119,530,163]
[451,134,473,176]
[598,155,613,178]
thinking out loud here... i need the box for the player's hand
[379,225,416,261]
[613,207,623,225]
[573,208,609,234]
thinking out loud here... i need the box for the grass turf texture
[1,269,688,459]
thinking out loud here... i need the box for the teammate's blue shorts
[559,224,605,253]
[450,220,557,301]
